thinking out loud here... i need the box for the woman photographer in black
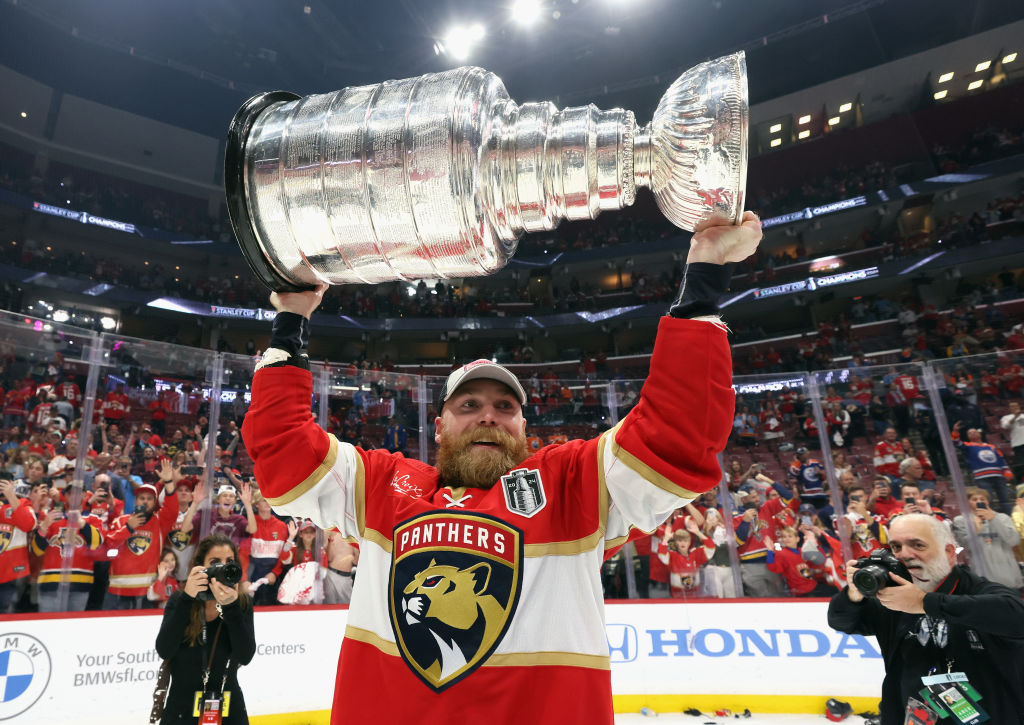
[154,533,255,724]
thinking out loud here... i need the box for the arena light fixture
[974,60,991,72]
[1004,52,1017,64]
[442,23,486,61]
[967,80,983,90]
[938,72,954,83]
[838,102,852,113]
[52,309,69,323]
[769,123,782,133]
[770,138,781,147]
[933,90,947,100]
[798,129,810,139]
[20,111,27,118]
[797,114,811,124]
[828,116,840,126]
[511,0,543,26]
[100,316,117,330]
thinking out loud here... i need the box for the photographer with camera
[153,533,255,725]
[828,513,1024,724]
[952,487,1022,590]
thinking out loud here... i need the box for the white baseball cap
[438,360,527,412]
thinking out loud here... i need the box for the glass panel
[727,371,810,598]
[13,305,1013,612]
[88,333,222,612]
[0,313,97,614]
[927,349,1024,590]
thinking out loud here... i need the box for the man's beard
[903,554,953,592]
[435,426,529,490]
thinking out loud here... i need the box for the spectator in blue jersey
[952,422,1015,514]
[384,417,407,455]
[787,447,828,511]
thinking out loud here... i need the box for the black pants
[87,561,110,610]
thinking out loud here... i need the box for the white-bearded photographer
[828,513,1024,724]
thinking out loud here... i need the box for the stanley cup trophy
[225,52,748,291]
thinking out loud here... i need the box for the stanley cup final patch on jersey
[500,467,546,518]
[389,511,523,692]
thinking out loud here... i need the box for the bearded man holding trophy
[230,52,761,723]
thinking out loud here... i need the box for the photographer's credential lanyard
[194,606,231,724]
[911,604,989,724]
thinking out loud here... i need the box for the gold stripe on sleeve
[609,425,700,500]
[361,527,393,554]
[603,533,629,551]
[355,451,366,537]
[524,530,603,558]
[265,434,340,507]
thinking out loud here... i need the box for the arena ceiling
[1,0,1021,138]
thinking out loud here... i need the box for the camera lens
[206,561,242,588]
[852,565,889,596]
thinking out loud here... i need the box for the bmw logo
[0,633,51,720]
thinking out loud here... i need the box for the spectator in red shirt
[873,426,903,478]
[0,479,37,612]
[868,476,902,519]
[656,519,715,598]
[766,526,834,597]
[147,549,180,609]
[248,490,289,605]
[266,519,320,595]
[102,382,131,426]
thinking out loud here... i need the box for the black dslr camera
[198,561,242,601]
[851,549,911,597]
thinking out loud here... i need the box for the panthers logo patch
[0,528,12,554]
[389,512,522,692]
[126,531,153,555]
[168,529,192,551]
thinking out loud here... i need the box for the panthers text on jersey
[242,316,735,725]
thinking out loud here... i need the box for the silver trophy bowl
[225,53,747,291]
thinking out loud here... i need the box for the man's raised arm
[241,284,362,536]
[601,212,762,536]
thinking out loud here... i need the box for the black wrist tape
[668,263,733,319]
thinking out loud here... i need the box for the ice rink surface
[616,714,874,724]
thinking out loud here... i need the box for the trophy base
[225,90,314,293]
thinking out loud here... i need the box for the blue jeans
[39,589,90,612]
[103,592,147,610]
[0,580,20,613]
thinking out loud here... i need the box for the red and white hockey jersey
[101,391,132,421]
[250,515,289,562]
[104,492,178,595]
[32,512,104,592]
[873,439,903,477]
[58,381,81,408]
[0,499,37,583]
[242,317,734,725]
[656,540,714,597]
